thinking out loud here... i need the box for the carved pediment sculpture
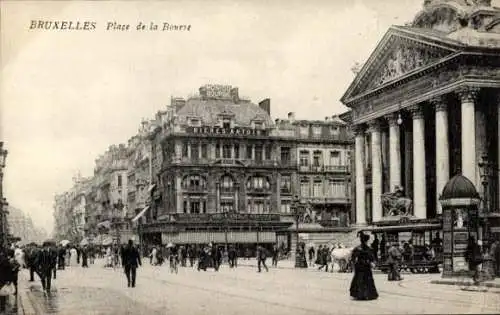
[369,42,449,89]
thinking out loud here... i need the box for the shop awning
[132,206,150,222]
[161,231,276,244]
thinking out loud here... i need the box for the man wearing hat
[35,241,56,293]
[121,239,141,288]
[387,242,403,281]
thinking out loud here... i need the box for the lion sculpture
[381,186,413,217]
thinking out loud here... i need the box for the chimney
[274,118,280,124]
[287,112,295,122]
[325,116,330,121]
[230,87,240,103]
[199,86,207,99]
[259,98,271,115]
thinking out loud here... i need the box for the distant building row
[53,84,353,251]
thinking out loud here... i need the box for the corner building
[138,84,353,252]
[341,0,500,238]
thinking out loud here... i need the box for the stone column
[354,125,366,225]
[410,105,427,219]
[432,97,449,215]
[386,113,402,193]
[458,87,480,186]
[369,121,383,223]
[498,94,500,212]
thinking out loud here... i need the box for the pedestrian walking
[35,241,56,294]
[387,243,402,281]
[371,235,380,261]
[465,236,483,283]
[257,245,268,272]
[349,232,378,301]
[81,246,89,268]
[308,246,315,265]
[121,240,142,288]
[271,244,279,267]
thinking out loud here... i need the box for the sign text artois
[188,126,266,136]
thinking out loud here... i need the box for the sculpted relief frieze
[352,65,500,122]
[369,43,450,89]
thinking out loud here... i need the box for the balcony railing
[172,213,281,223]
[303,196,351,204]
[299,165,350,172]
[169,157,297,168]
[183,185,208,193]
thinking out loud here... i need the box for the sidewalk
[15,271,38,315]
[431,277,500,288]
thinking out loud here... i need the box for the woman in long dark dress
[349,232,379,300]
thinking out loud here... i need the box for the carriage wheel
[410,268,416,273]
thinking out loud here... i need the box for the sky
[0,0,462,234]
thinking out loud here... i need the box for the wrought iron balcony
[172,213,281,223]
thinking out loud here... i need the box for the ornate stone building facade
[341,0,500,236]
[137,84,353,251]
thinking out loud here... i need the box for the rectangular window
[313,180,323,197]
[223,119,231,129]
[201,144,208,158]
[221,201,234,213]
[254,122,262,129]
[328,181,345,198]
[183,200,188,213]
[182,142,189,157]
[255,146,263,161]
[234,144,240,159]
[280,200,291,214]
[202,200,207,214]
[246,145,252,159]
[280,175,291,194]
[191,143,199,159]
[265,145,272,160]
[190,201,201,214]
[330,151,340,165]
[223,144,232,159]
[280,147,290,163]
[300,179,310,197]
[216,144,221,158]
[299,151,309,167]
[313,151,323,167]
[117,175,122,187]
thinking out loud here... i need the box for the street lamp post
[478,152,495,280]
[0,142,8,248]
[292,195,307,268]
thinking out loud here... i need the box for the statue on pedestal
[381,186,413,217]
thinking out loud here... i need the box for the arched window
[246,176,270,191]
[182,175,207,190]
[220,175,234,192]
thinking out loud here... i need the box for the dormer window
[222,118,231,129]
[313,126,321,136]
[300,125,309,137]
[330,126,340,136]
[254,122,263,129]
[190,118,201,127]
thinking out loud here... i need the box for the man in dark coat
[121,240,141,288]
[25,245,39,282]
[371,235,380,261]
[257,245,269,272]
[35,242,56,293]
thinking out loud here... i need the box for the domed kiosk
[439,174,481,277]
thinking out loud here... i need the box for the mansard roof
[176,97,274,127]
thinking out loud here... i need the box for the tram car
[361,221,443,274]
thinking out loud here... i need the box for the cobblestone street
[17,259,500,315]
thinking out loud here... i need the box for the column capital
[409,104,424,119]
[367,120,382,133]
[429,96,447,112]
[457,86,480,103]
[385,113,400,126]
[352,124,366,136]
